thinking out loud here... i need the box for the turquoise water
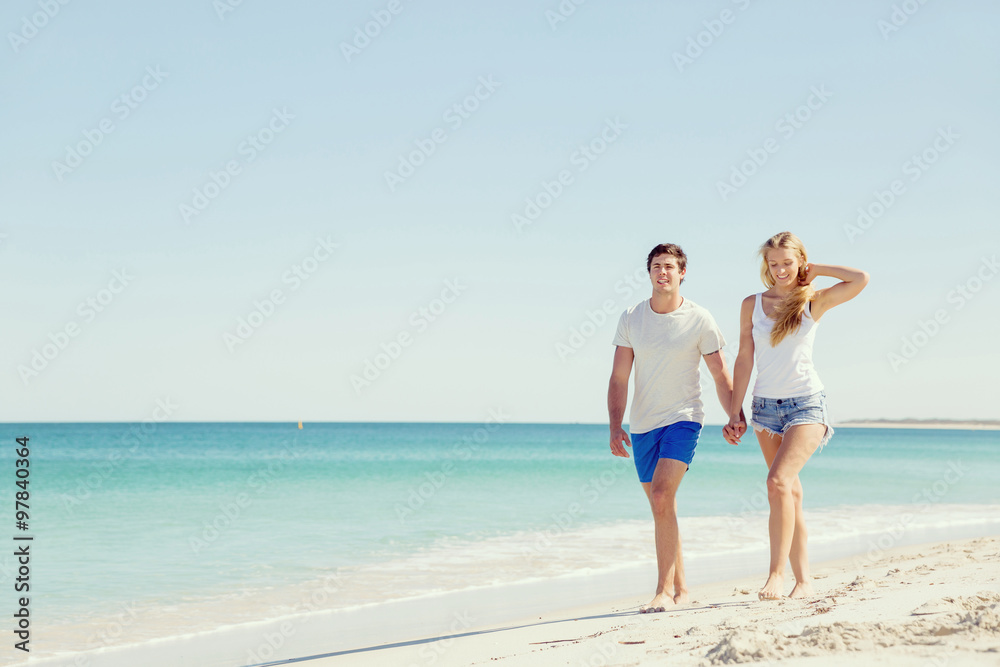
[1,422,998,656]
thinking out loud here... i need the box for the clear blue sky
[2,0,998,423]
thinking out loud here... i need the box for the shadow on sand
[248,600,754,666]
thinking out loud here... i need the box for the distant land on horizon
[838,418,1000,430]
[842,418,1000,425]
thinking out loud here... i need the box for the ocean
[3,422,999,663]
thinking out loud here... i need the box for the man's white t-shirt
[612,298,726,434]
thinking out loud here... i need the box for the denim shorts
[750,391,833,448]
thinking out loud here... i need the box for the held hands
[722,411,747,445]
[610,426,632,458]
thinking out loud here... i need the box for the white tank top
[751,292,824,399]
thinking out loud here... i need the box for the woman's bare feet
[640,591,675,613]
[789,579,815,599]
[758,573,784,601]
[673,588,690,605]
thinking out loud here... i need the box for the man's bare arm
[703,349,734,415]
[608,346,634,457]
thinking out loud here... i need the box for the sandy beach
[16,534,999,666]
[323,535,1000,667]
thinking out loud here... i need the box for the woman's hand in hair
[798,263,817,287]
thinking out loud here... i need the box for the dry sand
[326,535,1000,667]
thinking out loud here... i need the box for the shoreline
[327,535,1000,667]
[17,522,1000,667]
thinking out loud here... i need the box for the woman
[725,232,869,600]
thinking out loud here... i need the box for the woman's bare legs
[756,424,825,600]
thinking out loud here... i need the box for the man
[608,243,744,612]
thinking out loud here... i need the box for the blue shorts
[751,391,834,448]
[630,421,702,483]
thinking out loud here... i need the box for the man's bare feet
[640,592,675,613]
[673,588,690,605]
[789,579,815,599]
[758,573,784,601]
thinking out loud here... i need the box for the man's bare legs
[639,458,688,612]
[673,534,689,604]
[756,424,824,600]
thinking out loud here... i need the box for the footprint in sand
[846,576,878,591]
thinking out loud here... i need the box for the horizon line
[3,418,998,426]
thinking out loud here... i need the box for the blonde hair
[759,231,814,346]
